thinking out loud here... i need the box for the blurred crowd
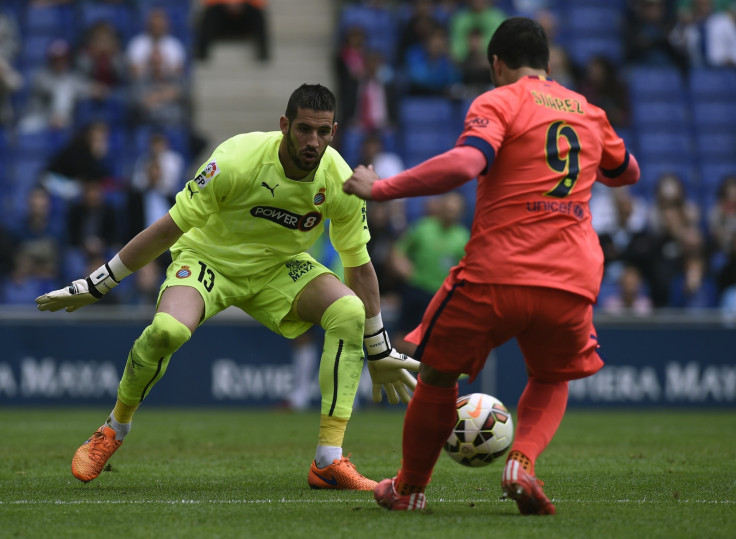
[0,0,735,324]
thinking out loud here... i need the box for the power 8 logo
[250,206,323,231]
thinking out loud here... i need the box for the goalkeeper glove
[36,254,132,312]
[364,314,420,405]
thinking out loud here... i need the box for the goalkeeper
[36,83,419,490]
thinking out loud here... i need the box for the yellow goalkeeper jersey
[168,131,370,279]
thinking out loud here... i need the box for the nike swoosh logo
[468,395,484,418]
[313,472,338,486]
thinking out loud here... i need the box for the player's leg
[503,286,602,515]
[377,279,499,510]
[71,286,200,482]
[295,273,376,489]
[72,253,231,483]
[243,254,372,490]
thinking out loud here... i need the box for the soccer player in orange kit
[343,17,640,515]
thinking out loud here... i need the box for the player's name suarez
[531,90,584,115]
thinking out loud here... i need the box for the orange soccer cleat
[308,455,377,490]
[71,425,123,483]
[502,458,556,515]
[374,477,426,511]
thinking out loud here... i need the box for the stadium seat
[636,130,695,160]
[566,6,623,36]
[631,100,691,130]
[695,133,736,160]
[337,4,397,64]
[79,2,137,42]
[22,2,76,41]
[399,97,456,129]
[691,102,736,132]
[627,67,686,100]
[566,36,624,67]
[688,68,736,100]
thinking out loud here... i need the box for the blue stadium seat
[691,102,736,132]
[566,6,623,36]
[79,2,137,42]
[628,67,686,100]
[19,34,58,70]
[399,97,456,129]
[631,100,691,129]
[22,2,76,41]
[688,68,736,100]
[402,131,455,167]
[338,5,398,64]
[567,36,624,67]
[636,130,695,161]
[695,133,736,160]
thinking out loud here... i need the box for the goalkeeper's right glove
[35,254,132,312]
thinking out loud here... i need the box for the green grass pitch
[0,407,734,538]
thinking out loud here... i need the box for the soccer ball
[443,393,514,467]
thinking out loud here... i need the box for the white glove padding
[36,262,121,312]
[366,349,420,405]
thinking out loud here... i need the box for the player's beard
[286,128,324,172]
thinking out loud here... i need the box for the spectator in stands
[0,245,59,305]
[9,185,63,284]
[129,47,187,128]
[196,0,270,63]
[126,155,176,236]
[358,130,405,179]
[75,20,128,93]
[667,226,719,308]
[131,131,185,201]
[352,49,398,132]
[0,9,22,127]
[577,55,630,128]
[335,25,367,128]
[625,0,688,71]
[647,171,701,236]
[595,185,651,283]
[706,174,736,270]
[459,27,492,97]
[390,192,469,355]
[43,120,116,200]
[716,233,736,305]
[65,177,120,279]
[600,264,654,315]
[126,8,187,79]
[19,39,107,133]
[669,0,736,67]
[396,0,444,66]
[448,0,506,65]
[404,24,462,97]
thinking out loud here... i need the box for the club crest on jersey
[192,161,220,189]
[313,188,326,206]
[250,206,322,231]
[176,265,192,279]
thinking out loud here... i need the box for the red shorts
[405,274,603,383]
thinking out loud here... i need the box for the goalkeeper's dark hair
[285,83,337,121]
[487,17,549,70]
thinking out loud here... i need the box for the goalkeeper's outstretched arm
[36,214,184,312]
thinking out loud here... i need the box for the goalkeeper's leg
[303,294,377,490]
[71,311,192,483]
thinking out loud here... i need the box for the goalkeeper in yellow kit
[35,84,418,490]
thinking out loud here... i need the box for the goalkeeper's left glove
[364,314,420,405]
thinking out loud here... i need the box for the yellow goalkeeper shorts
[158,249,337,338]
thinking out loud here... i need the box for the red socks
[396,377,458,494]
[510,378,569,475]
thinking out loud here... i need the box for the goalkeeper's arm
[36,214,183,312]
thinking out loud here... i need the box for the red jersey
[453,75,630,301]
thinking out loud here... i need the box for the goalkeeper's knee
[320,294,365,343]
[118,312,191,405]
